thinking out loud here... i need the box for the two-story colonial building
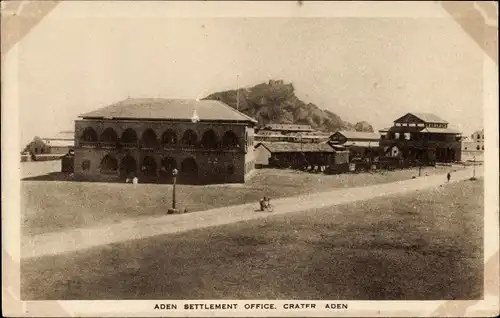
[74,98,257,184]
[379,112,462,164]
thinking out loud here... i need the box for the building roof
[378,127,392,133]
[261,124,315,132]
[472,129,484,136]
[395,112,448,124]
[79,98,257,123]
[332,131,380,140]
[256,142,336,153]
[330,144,347,150]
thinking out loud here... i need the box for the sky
[10,1,485,149]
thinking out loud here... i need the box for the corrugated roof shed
[256,142,336,153]
[333,131,381,140]
[263,124,315,131]
[343,141,380,147]
[79,98,257,123]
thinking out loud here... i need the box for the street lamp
[172,168,178,210]
[167,168,179,214]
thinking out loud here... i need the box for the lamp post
[172,168,178,210]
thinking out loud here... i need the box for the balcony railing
[381,139,461,148]
[80,141,99,148]
[78,141,243,152]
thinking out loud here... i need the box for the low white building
[461,129,484,161]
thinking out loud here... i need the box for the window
[482,146,484,150]
[82,160,91,171]
[465,147,468,150]
[476,145,480,150]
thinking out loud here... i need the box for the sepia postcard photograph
[2,1,499,317]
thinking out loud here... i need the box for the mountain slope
[204,80,367,132]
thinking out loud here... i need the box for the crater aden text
[153,303,348,310]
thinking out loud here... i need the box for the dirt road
[22,166,483,259]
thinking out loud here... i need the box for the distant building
[329,131,380,158]
[255,142,347,168]
[74,98,257,184]
[462,129,484,152]
[379,112,462,164]
[255,124,329,143]
[24,131,74,155]
[461,129,484,162]
[259,124,315,133]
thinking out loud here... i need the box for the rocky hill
[204,80,370,132]
[353,121,374,132]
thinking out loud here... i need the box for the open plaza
[21,163,483,300]
[20,157,484,300]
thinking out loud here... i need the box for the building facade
[462,129,484,152]
[74,98,257,184]
[23,131,75,155]
[379,112,462,164]
[461,129,484,162]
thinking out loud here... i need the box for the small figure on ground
[259,196,267,211]
[446,172,451,183]
[259,197,273,211]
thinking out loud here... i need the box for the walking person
[446,172,451,183]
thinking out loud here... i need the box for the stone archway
[141,129,159,148]
[222,131,239,149]
[119,155,137,178]
[161,129,177,146]
[100,154,118,174]
[121,128,138,144]
[141,156,157,177]
[159,157,177,181]
[181,130,198,146]
[161,157,177,173]
[100,128,119,143]
[81,127,98,142]
[201,129,218,149]
[180,157,198,183]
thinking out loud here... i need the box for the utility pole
[236,74,240,111]
[472,155,476,179]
